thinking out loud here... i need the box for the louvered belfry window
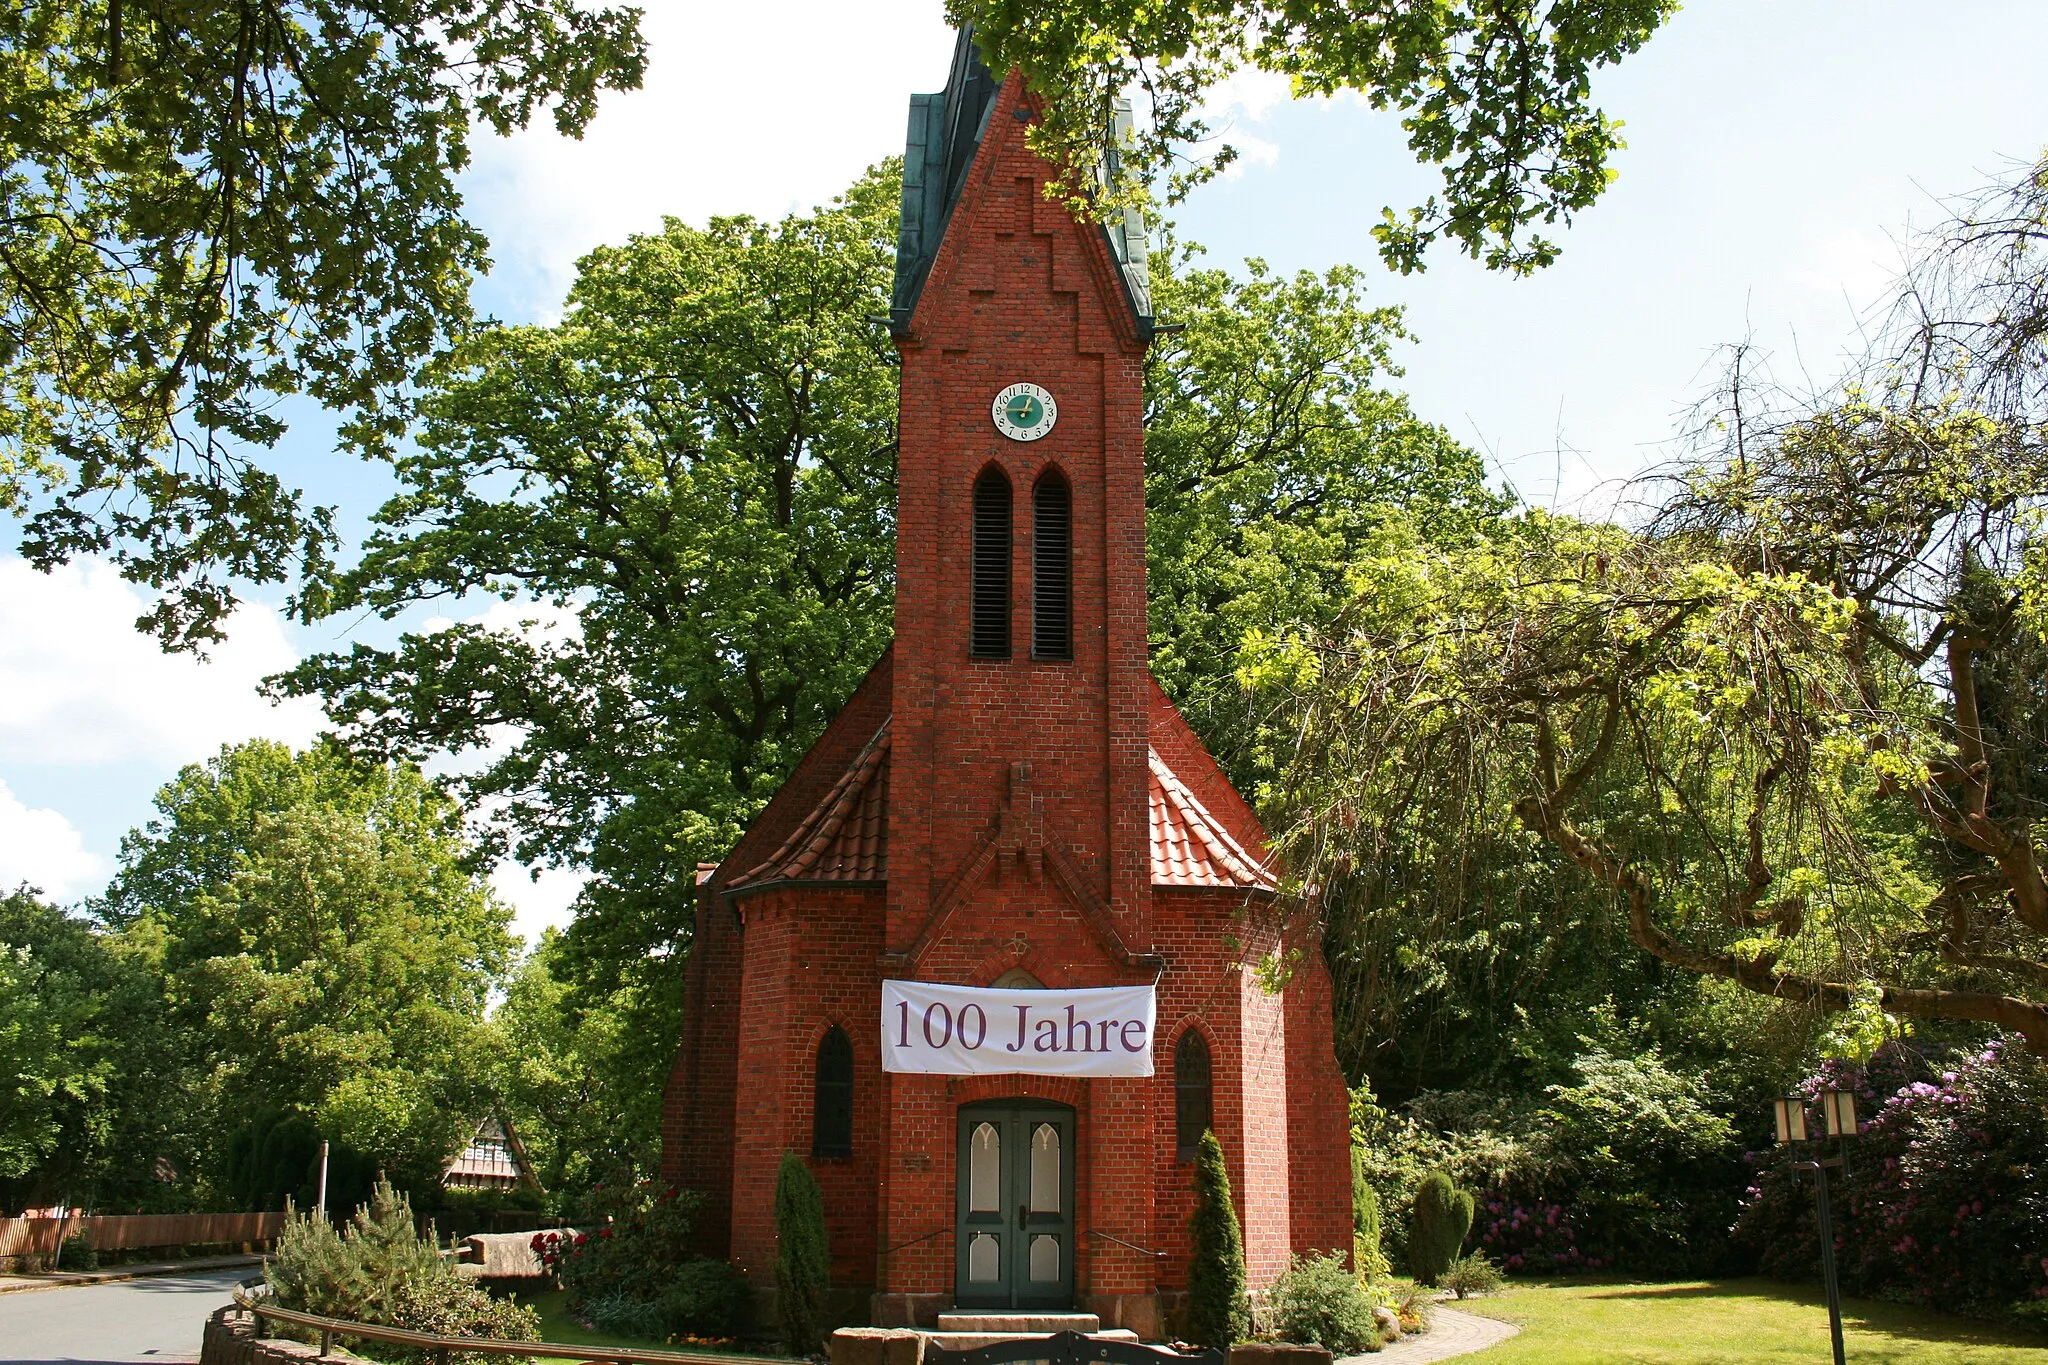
[1032,472,1072,659]
[971,468,1012,658]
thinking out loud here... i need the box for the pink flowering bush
[1734,1037,2048,1324]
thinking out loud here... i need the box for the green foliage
[56,1231,97,1271]
[486,931,677,1198]
[223,1112,376,1218]
[1440,1251,1503,1299]
[0,889,195,1214]
[1,0,646,649]
[554,1179,706,1308]
[662,1257,749,1339]
[1144,246,1507,802]
[99,740,514,1192]
[1186,1131,1249,1347]
[1351,1148,1388,1282]
[275,165,903,1000]
[1409,1172,1473,1286]
[959,0,1674,274]
[1266,1250,1378,1354]
[774,1153,831,1353]
[267,1178,539,1361]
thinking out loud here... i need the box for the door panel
[955,1102,1074,1308]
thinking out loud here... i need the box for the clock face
[992,382,1057,442]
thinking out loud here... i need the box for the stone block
[830,1327,925,1365]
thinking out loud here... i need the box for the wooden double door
[954,1101,1075,1309]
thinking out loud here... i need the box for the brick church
[663,29,1353,1336]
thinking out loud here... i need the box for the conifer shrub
[1186,1130,1249,1347]
[267,1178,539,1361]
[1268,1251,1378,1354]
[1407,1172,1473,1286]
[773,1153,831,1353]
[1351,1148,1388,1282]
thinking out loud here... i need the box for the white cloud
[0,557,325,768]
[0,778,108,900]
[491,860,589,948]
[461,0,959,317]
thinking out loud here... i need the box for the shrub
[1440,1251,1503,1299]
[1351,1149,1388,1282]
[266,1178,539,1363]
[664,1257,749,1337]
[1186,1130,1249,1347]
[1735,1036,2048,1322]
[1408,1173,1472,1286]
[1267,1251,1378,1354]
[57,1232,97,1271]
[549,1179,705,1308]
[773,1153,830,1353]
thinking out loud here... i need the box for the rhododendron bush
[1735,1038,2048,1322]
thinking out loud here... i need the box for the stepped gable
[711,646,893,899]
[889,25,1152,335]
[727,718,889,889]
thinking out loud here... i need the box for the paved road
[0,1266,245,1364]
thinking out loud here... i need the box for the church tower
[663,30,1353,1335]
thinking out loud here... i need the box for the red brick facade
[661,48,1352,1335]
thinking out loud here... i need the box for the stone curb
[0,1253,263,1294]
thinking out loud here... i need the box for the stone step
[934,1313,1102,1334]
[922,1329,1139,1351]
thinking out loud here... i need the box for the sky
[5,0,2046,947]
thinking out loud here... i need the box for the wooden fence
[0,1212,284,1259]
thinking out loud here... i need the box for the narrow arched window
[1175,1029,1212,1161]
[1032,472,1071,659]
[812,1026,854,1158]
[971,469,1012,658]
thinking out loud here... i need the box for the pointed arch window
[1175,1028,1213,1161]
[1032,471,1072,660]
[971,468,1012,658]
[812,1025,854,1158]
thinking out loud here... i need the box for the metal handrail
[230,1286,800,1365]
[1087,1229,1164,1258]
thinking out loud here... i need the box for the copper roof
[728,719,891,889]
[1148,748,1277,890]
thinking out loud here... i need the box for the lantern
[1821,1086,1858,1138]
[1773,1095,1809,1144]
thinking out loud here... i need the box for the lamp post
[1774,1087,1858,1365]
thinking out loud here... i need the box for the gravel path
[1341,1304,1520,1364]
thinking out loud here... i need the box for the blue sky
[5,0,2045,944]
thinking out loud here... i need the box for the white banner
[880,980,1156,1077]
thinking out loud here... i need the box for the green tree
[486,929,677,1193]
[99,740,517,1188]
[0,888,196,1215]
[1,0,646,649]
[1253,159,2048,1058]
[1186,1130,1248,1347]
[274,165,904,994]
[1144,243,1506,795]
[958,0,1677,274]
[773,1153,830,1353]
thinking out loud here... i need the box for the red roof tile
[728,719,890,888]
[1149,747,1278,890]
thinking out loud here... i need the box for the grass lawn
[518,1288,653,1350]
[1453,1279,2047,1364]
